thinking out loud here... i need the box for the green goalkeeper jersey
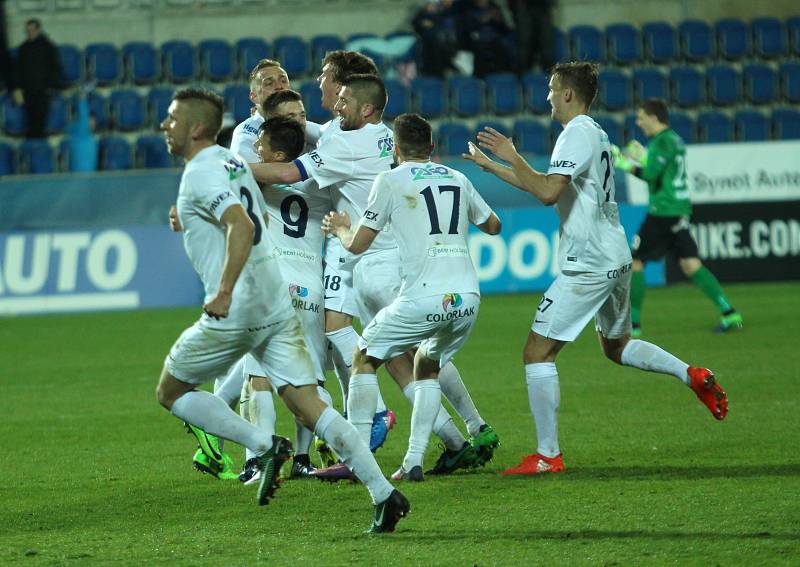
[639,128,692,217]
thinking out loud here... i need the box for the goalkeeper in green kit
[613,98,743,336]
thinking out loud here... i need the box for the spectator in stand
[12,19,62,139]
[412,0,461,78]
[507,0,557,75]
[460,0,514,77]
[66,85,98,172]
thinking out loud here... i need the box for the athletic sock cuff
[350,373,378,388]
[524,362,558,382]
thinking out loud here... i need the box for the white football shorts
[352,247,402,325]
[286,281,326,382]
[323,238,358,317]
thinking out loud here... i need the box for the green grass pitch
[2,281,799,566]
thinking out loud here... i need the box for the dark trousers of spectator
[23,89,49,138]
[509,0,556,74]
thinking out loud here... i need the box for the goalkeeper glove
[624,140,648,166]
[611,144,635,172]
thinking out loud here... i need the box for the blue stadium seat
[476,120,507,138]
[273,36,309,77]
[670,66,705,107]
[743,64,777,105]
[236,37,271,78]
[299,80,327,124]
[669,111,696,143]
[58,44,82,87]
[513,119,550,154]
[553,27,567,62]
[110,89,145,131]
[706,65,740,107]
[411,77,446,119]
[223,84,252,124]
[485,73,521,115]
[85,43,121,85]
[632,67,667,103]
[595,115,623,146]
[82,91,109,131]
[521,71,549,115]
[715,18,750,61]
[57,138,70,172]
[311,35,345,73]
[199,39,235,82]
[789,16,800,57]
[605,23,640,65]
[678,20,715,62]
[569,25,604,62]
[550,122,564,148]
[735,110,769,141]
[772,108,800,140]
[99,136,132,170]
[642,22,677,63]
[598,70,631,111]
[437,123,471,156]
[697,110,733,143]
[624,113,646,144]
[136,134,173,168]
[383,78,409,121]
[19,140,55,174]
[123,42,159,84]
[448,76,484,117]
[46,93,68,135]
[0,142,16,175]
[148,86,174,129]
[161,40,196,83]
[779,62,800,104]
[751,17,785,59]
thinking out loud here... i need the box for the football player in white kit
[322,113,501,479]
[155,88,409,532]
[464,62,728,476]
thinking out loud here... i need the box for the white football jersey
[176,145,292,329]
[548,115,632,272]
[359,160,494,299]
[230,114,264,163]
[295,120,396,253]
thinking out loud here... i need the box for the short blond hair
[249,59,284,89]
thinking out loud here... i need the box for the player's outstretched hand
[322,210,351,235]
[203,291,231,320]
[169,205,182,232]
[476,127,518,163]
[462,141,493,171]
[624,140,647,162]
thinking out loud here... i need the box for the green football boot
[193,448,239,480]
[186,423,238,480]
[314,437,339,468]
[425,442,479,475]
[469,424,500,467]
[630,322,642,338]
[714,311,743,333]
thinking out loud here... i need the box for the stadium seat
[161,40,196,83]
[85,42,121,85]
[669,111,696,143]
[57,138,70,172]
[670,66,705,107]
[751,17,785,59]
[569,25,604,62]
[46,93,69,135]
[595,115,623,146]
[549,122,564,148]
[99,136,132,170]
[642,22,677,63]
[735,110,769,141]
[789,16,800,57]
[110,89,145,131]
[521,71,550,115]
[706,65,740,107]
[715,18,750,61]
[123,42,159,84]
[678,20,715,62]
[0,142,16,175]
[58,44,83,86]
[273,36,309,77]
[437,122,471,156]
[743,64,777,105]
[299,80,327,124]
[147,86,174,129]
[223,84,252,124]
[624,113,646,144]
[199,39,235,82]
[311,35,345,73]
[513,119,550,155]
[19,139,55,174]
[236,37,271,78]
[476,120,507,138]
[448,76,484,117]
[697,110,733,143]
[553,27,567,62]
[136,134,173,168]
[772,108,800,140]
[632,67,668,103]
[605,23,640,65]
[83,91,109,131]
[485,73,521,115]
[598,69,631,111]
[383,78,409,121]
[411,76,446,119]
[779,62,800,104]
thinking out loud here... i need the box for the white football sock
[621,339,690,385]
[250,390,276,445]
[438,362,485,437]
[314,407,394,505]
[213,357,247,407]
[347,373,379,445]
[525,363,560,458]
[403,382,465,451]
[295,417,314,455]
[403,379,441,470]
[326,327,359,406]
[239,381,253,461]
[171,390,270,455]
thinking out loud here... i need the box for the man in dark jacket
[12,19,62,138]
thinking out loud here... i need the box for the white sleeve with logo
[462,175,493,226]
[293,133,355,189]
[547,126,592,178]
[358,172,393,232]
[230,125,259,164]
[185,168,242,221]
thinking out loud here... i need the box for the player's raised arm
[249,160,303,185]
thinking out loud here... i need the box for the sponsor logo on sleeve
[309,151,324,168]
[549,160,576,169]
[364,210,378,221]
[378,136,394,158]
[209,191,235,212]
[411,164,454,181]
[223,157,247,181]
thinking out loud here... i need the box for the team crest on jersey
[442,293,463,311]
[377,136,394,158]
[289,284,309,298]
[411,164,454,181]
[223,157,247,181]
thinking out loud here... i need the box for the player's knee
[156,384,173,410]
